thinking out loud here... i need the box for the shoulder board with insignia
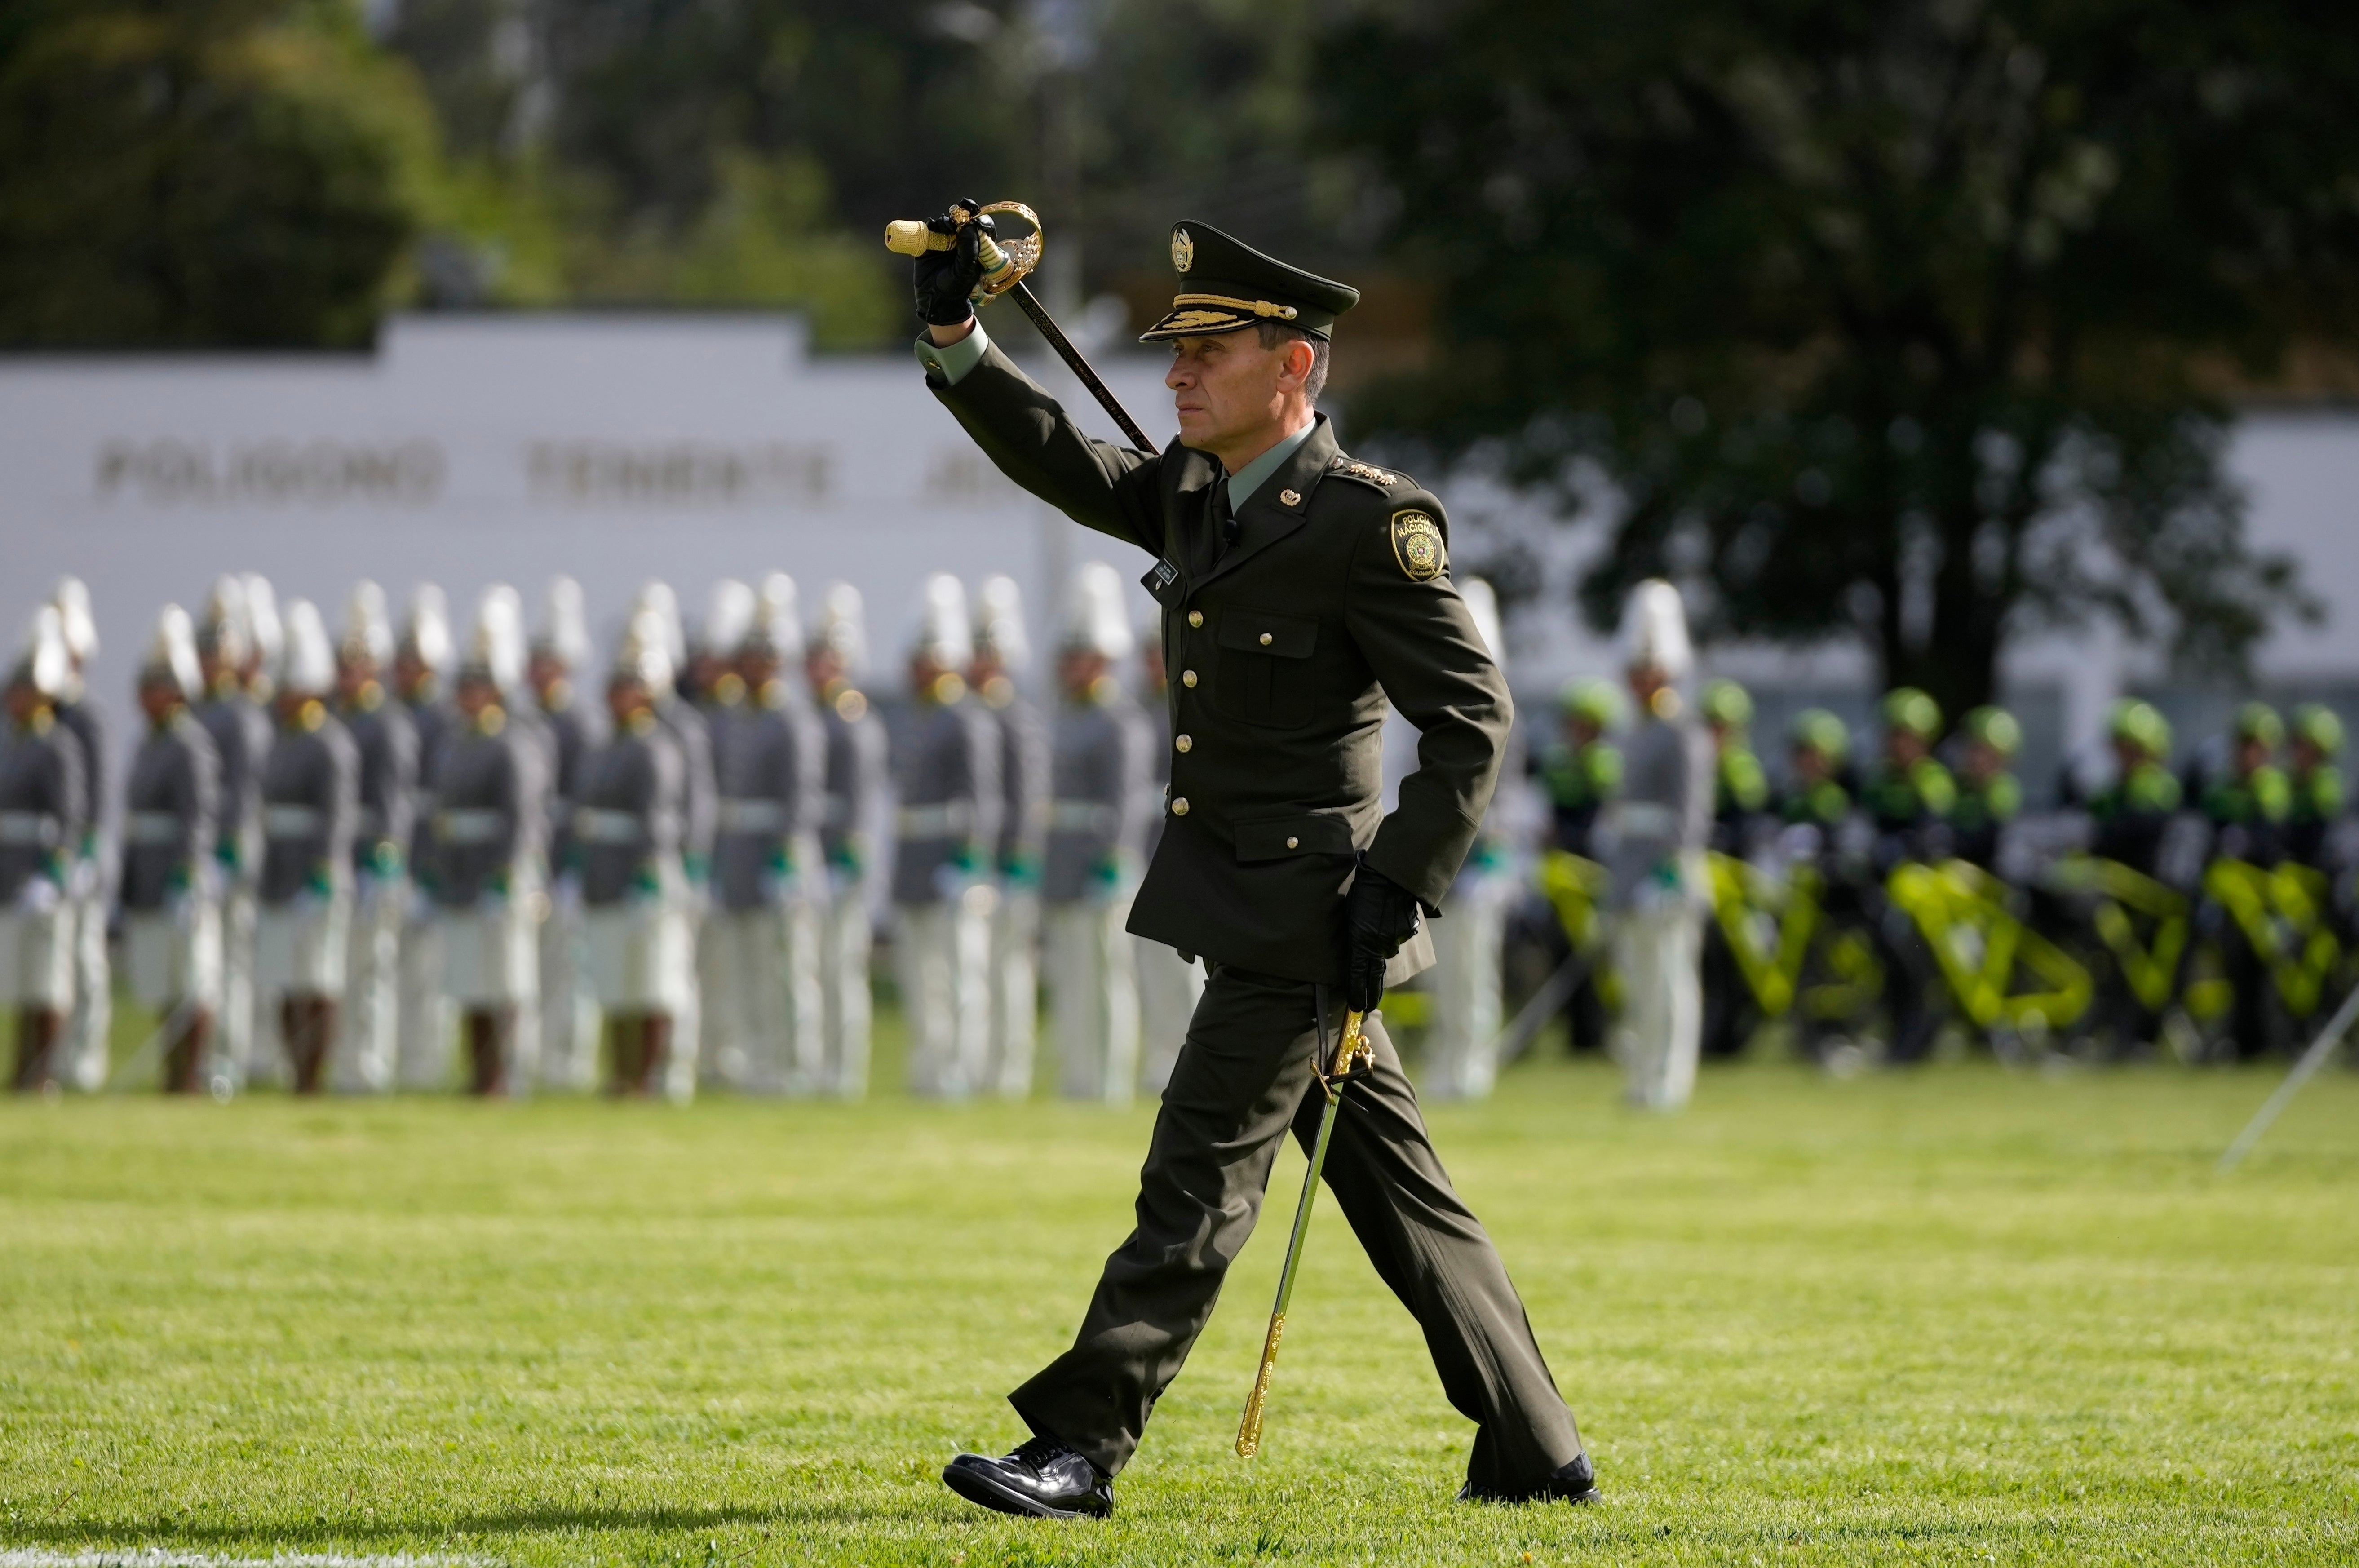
[1327,456,1413,492]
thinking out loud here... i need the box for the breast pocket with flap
[1214,609,1318,730]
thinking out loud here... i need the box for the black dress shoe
[943,1435,1114,1519]
[1459,1452,1600,1505]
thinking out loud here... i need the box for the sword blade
[1009,281,1159,454]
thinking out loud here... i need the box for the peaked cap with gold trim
[1138,221,1360,343]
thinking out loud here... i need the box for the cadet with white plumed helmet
[633,580,717,1092]
[335,581,416,1093]
[120,605,223,1094]
[395,584,456,1087]
[575,611,695,1097]
[1422,578,1518,1101]
[50,578,111,1092]
[691,579,759,1089]
[893,573,1002,1098]
[707,572,828,1094]
[194,576,271,1085]
[531,576,606,1090]
[253,600,360,1094]
[971,573,1048,1099]
[1598,579,1714,1111]
[2,608,89,1093]
[806,582,887,1098]
[1041,563,1154,1104]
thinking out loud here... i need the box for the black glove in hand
[1344,855,1423,1014]
[913,202,991,328]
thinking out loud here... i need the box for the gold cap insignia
[1390,510,1446,582]
[1173,228,1195,274]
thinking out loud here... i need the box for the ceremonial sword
[885,201,1160,454]
[1235,1003,1372,1458]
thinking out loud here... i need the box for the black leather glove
[913,202,992,328]
[1344,855,1424,1014]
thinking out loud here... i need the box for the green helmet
[1789,707,1850,762]
[1700,678,1754,729]
[2233,701,2284,750]
[1881,686,1943,741]
[1961,704,2021,757]
[1558,676,1626,730]
[2291,702,2346,757]
[2107,698,2172,759]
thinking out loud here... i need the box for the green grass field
[3,1027,2356,1565]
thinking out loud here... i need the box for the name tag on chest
[1140,558,1183,608]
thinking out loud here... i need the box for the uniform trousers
[396,902,452,1090]
[984,885,1040,1098]
[895,884,994,1098]
[1045,893,1140,1105]
[538,884,601,1091]
[124,897,221,1014]
[815,869,872,1098]
[1423,864,1514,1101]
[704,898,823,1093]
[221,883,261,1083]
[338,874,403,1093]
[65,873,110,1092]
[1133,939,1204,1097]
[442,893,542,1086]
[0,898,75,1007]
[1009,964,1585,1489]
[1613,901,1703,1111]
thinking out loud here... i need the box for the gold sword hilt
[883,200,1042,301]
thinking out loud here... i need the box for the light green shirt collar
[1223,416,1318,509]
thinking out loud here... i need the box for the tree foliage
[0,0,438,347]
[1324,0,2359,714]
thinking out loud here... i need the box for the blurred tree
[0,0,439,347]
[1326,0,2359,716]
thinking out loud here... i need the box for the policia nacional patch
[1390,509,1447,581]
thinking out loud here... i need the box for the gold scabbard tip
[1235,1313,1286,1457]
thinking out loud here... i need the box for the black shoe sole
[941,1462,1110,1520]
[1458,1484,1602,1506]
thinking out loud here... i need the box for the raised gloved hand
[913,202,993,328]
[1344,855,1423,1014]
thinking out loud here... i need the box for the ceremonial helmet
[534,577,593,669]
[10,606,71,700]
[196,575,251,664]
[974,574,1030,671]
[241,574,284,673]
[700,579,757,659]
[402,584,455,678]
[611,607,675,692]
[276,599,336,699]
[816,582,868,674]
[1058,562,1135,660]
[1882,687,1943,741]
[1617,578,1691,678]
[1789,707,1851,762]
[747,572,804,659]
[341,580,394,669]
[140,604,202,703]
[1459,577,1505,672]
[632,580,687,671]
[462,584,527,696]
[52,577,96,665]
[912,573,973,668]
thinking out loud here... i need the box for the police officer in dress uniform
[3,609,88,1092]
[915,217,1595,1514]
[806,583,886,1098]
[431,588,546,1095]
[195,577,271,1085]
[1042,563,1154,1104]
[576,612,694,1097]
[709,573,828,1093]
[633,580,717,1096]
[892,573,1003,1099]
[121,607,222,1094]
[974,574,1049,1098]
[254,602,359,1095]
[336,582,416,1093]
[394,584,456,1088]
[49,579,110,1092]
[1129,609,1205,1095]
[1422,578,1518,1100]
[531,577,605,1090]
[1600,582,1714,1111]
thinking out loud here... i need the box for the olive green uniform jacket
[929,346,1512,985]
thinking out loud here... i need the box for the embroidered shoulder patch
[1390,510,1446,581]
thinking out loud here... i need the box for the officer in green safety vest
[1534,678,1624,858]
[1949,705,2023,871]
[2198,702,2292,868]
[1781,707,1854,830]
[2284,703,2347,873]
[1700,678,1769,856]
[1860,687,1956,871]
[2088,700,2183,878]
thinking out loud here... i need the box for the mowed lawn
[1,1040,2355,1565]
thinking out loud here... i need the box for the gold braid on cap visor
[1169,293,1300,321]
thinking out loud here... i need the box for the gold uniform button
[1182,669,1197,687]
[1285,835,1299,850]
[1259,632,1273,646]
[1171,797,1190,816]
[1187,610,1203,628]
[1175,734,1192,753]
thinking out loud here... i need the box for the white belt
[574,807,644,846]
[896,802,972,839]
[263,805,322,839]
[717,798,786,834]
[0,811,58,848]
[1049,800,1116,834]
[129,811,184,846]
[435,808,506,845]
